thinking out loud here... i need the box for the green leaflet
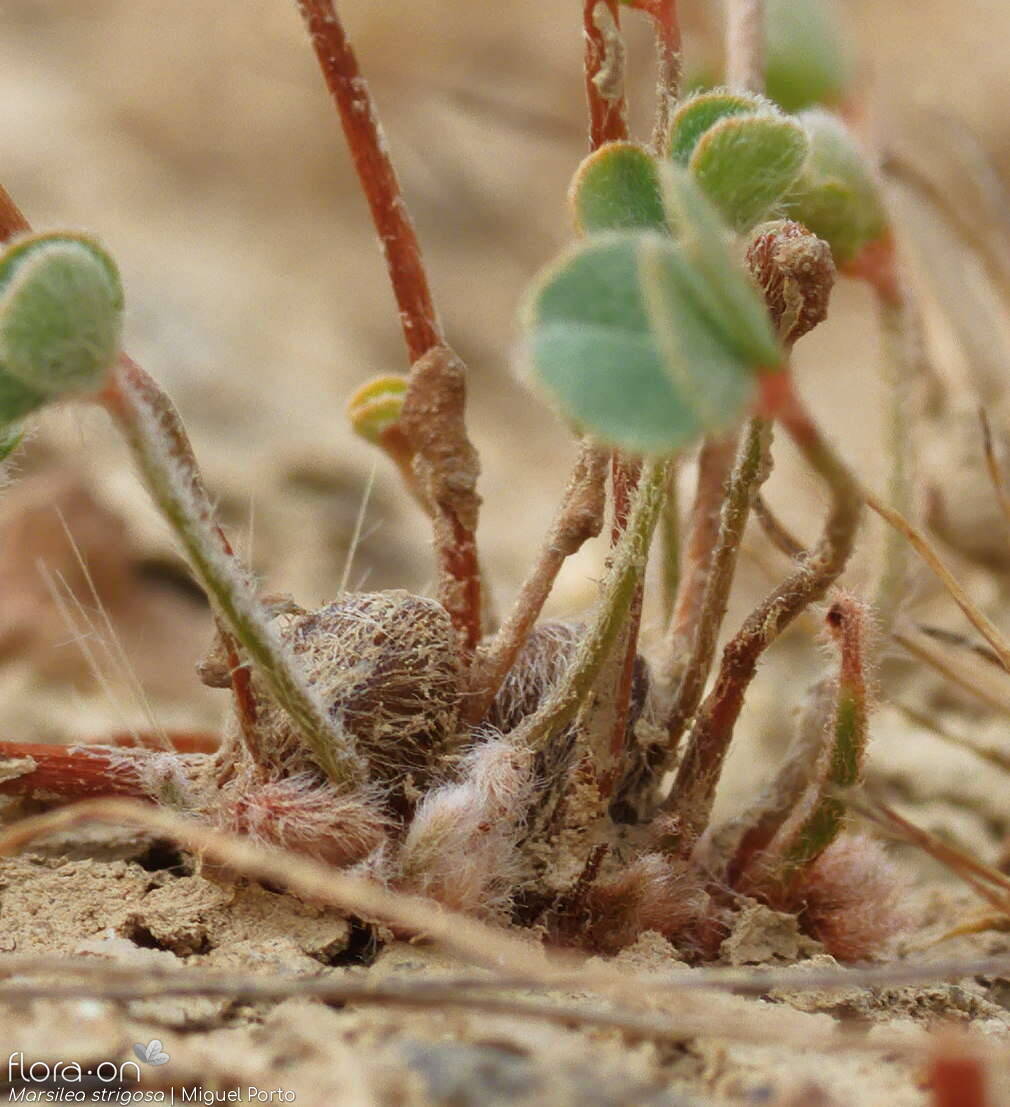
[659,166,782,371]
[0,232,123,417]
[667,89,765,165]
[784,110,888,266]
[688,114,809,231]
[666,90,809,232]
[521,230,774,455]
[569,142,666,234]
[765,0,852,112]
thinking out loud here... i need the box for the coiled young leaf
[0,232,123,421]
[347,374,408,445]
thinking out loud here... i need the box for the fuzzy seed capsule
[244,590,465,800]
[746,220,836,345]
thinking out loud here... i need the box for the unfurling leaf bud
[347,373,408,445]
[765,0,853,113]
[746,220,836,345]
[0,233,123,421]
[568,142,665,235]
[784,110,888,267]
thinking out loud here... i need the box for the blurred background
[1,1,1009,858]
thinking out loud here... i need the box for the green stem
[101,357,366,789]
[665,373,863,850]
[660,457,680,623]
[662,416,772,769]
[466,442,608,724]
[769,596,870,885]
[507,459,667,755]
[872,278,915,636]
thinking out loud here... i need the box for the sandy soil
[0,2,1009,1104]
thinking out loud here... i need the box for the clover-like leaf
[659,166,782,371]
[784,110,888,266]
[667,89,766,165]
[521,224,781,454]
[0,232,122,420]
[347,374,408,445]
[765,0,852,112]
[569,142,665,235]
[688,113,808,231]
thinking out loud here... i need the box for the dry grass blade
[848,791,1010,914]
[0,799,554,980]
[913,622,1006,672]
[892,629,1010,719]
[978,406,1010,538]
[865,489,1010,674]
[4,951,1010,1003]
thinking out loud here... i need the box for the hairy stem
[296,2,484,650]
[583,0,629,150]
[660,458,681,622]
[850,236,918,637]
[507,460,667,756]
[604,454,646,788]
[766,596,871,885]
[650,0,683,149]
[0,186,263,757]
[666,373,863,849]
[661,417,772,770]
[296,0,441,361]
[467,443,608,724]
[663,434,738,692]
[0,742,152,801]
[399,346,484,653]
[101,358,366,789]
[622,0,683,150]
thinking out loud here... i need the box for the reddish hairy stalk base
[94,732,220,754]
[0,741,152,801]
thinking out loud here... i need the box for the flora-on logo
[133,1039,170,1066]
